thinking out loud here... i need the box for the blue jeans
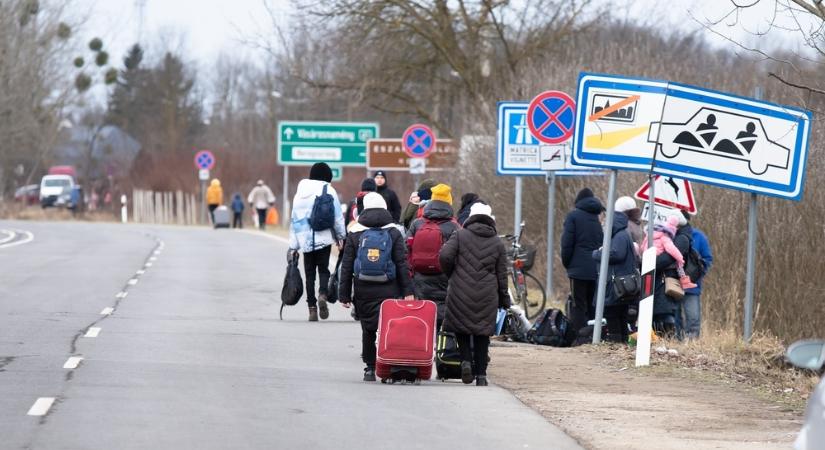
[676,294,702,339]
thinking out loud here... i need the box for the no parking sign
[402,124,436,158]
[527,91,576,145]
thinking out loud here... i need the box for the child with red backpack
[406,184,460,330]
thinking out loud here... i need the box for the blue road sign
[194,150,215,170]
[527,90,576,144]
[497,102,602,177]
[573,72,812,200]
[402,124,436,158]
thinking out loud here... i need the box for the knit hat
[669,208,687,226]
[309,162,333,182]
[256,179,264,186]
[360,178,377,192]
[363,192,387,210]
[373,170,387,179]
[430,184,452,205]
[469,202,494,220]
[575,188,594,203]
[663,215,679,236]
[615,196,636,212]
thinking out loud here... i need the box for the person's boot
[680,275,697,289]
[460,361,473,384]
[308,307,318,322]
[476,376,488,387]
[363,366,376,382]
[318,294,329,320]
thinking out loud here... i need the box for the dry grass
[0,203,119,223]
[596,328,821,412]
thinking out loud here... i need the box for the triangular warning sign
[634,175,697,214]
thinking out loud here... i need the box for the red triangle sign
[634,175,697,214]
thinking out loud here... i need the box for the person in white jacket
[288,162,346,322]
[247,180,276,230]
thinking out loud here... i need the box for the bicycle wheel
[523,272,547,320]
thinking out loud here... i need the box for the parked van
[40,174,75,207]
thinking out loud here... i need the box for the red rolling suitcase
[376,299,437,383]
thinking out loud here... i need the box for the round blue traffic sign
[194,150,216,170]
[402,124,436,158]
[527,91,576,145]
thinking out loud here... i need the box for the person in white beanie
[339,192,414,382]
[438,202,510,386]
[615,196,644,245]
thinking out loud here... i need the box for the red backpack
[410,219,454,274]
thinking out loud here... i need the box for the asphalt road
[0,220,581,450]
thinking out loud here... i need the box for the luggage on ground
[500,306,531,342]
[280,251,303,320]
[376,299,437,383]
[527,308,573,347]
[213,205,231,229]
[435,327,465,381]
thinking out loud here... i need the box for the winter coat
[206,180,223,205]
[653,223,693,316]
[560,196,604,281]
[288,179,346,253]
[401,179,436,229]
[247,185,275,210]
[407,201,460,311]
[685,228,713,295]
[439,214,510,336]
[338,208,414,332]
[377,184,402,223]
[591,212,637,307]
[231,195,245,213]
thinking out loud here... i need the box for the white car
[786,340,825,449]
[648,107,790,175]
[40,174,75,207]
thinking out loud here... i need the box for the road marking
[136,270,145,275]
[0,230,34,249]
[0,230,15,245]
[116,291,126,298]
[27,397,55,416]
[127,279,138,286]
[145,262,153,267]
[63,357,83,369]
[149,256,157,262]
[238,229,291,244]
[100,307,114,315]
[84,327,101,338]
[154,250,161,255]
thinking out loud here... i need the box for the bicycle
[500,221,547,321]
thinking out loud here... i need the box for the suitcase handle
[393,299,426,311]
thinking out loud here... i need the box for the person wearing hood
[401,179,437,229]
[247,179,276,230]
[373,170,402,223]
[406,184,460,329]
[339,192,414,382]
[560,188,605,334]
[439,203,509,386]
[205,179,223,224]
[457,192,484,226]
[288,163,347,322]
[345,178,377,231]
[231,193,245,228]
[615,196,644,245]
[591,208,637,344]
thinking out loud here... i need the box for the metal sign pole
[514,176,523,236]
[282,166,290,230]
[545,172,556,298]
[646,173,655,245]
[593,169,618,343]
[744,193,757,342]
[200,179,207,224]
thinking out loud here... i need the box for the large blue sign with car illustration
[572,72,812,200]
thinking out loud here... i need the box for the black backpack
[684,244,707,282]
[280,251,304,320]
[527,309,573,347]
[309,184,336,232]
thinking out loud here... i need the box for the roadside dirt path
[488,343,801,449]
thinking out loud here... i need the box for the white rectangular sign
[572,73,812,200]
[540,145,566,171]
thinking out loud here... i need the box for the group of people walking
[287,162,505,385]
[205,178,276,229]
[561,188,713,343]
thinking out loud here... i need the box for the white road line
[0,230,15,245]
[84,327,101,338]
[116,291,126,299]
[149,256,157,262]
[127,279,138,286]
[154,250,161,255]
[27,397,55,416]
[63,357,83,369]
[145,262,153,267]
[237,229,291,244]
[0,230,34,249]
[136,270,145,275]
[100,307,114,315]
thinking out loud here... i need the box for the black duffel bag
[527,308,573,347]
[326,252,343,304]
[280,251,304,320]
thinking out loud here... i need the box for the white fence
[132,189,202,225]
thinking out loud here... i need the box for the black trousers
[303,246,332,307]
[362,328,377,368]
[604,304,629,343]
[569,278,596,333]
[455,334,490,376]
[208,204,218,223]
[232,212,242,228]
[256,208,267,230]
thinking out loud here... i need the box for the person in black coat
[456,193,483,226]
[339,192,414,382]
[560,188,605,334]
[374,170,402,223]
[650,211,692,336]
[592,211,637,343]
[345,178,377,230]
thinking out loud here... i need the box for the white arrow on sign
[284,128,294,140]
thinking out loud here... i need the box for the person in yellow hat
[206,179,223,224]
[406,183,459,330]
